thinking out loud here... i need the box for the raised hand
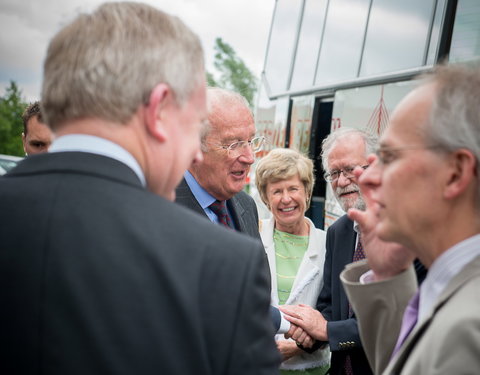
[348,155,415,280]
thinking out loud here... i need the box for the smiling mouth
[231,171,246,177]
[280,207,295,212]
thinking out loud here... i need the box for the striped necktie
[209,200,233,228]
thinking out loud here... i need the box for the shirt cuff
[277,312,291,334]
[360,269,376,284]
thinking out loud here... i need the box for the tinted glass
[264,0,303,94]
[427,0,447,65]
[449,0,480,63]
[360,0,436,76]
[290,0,329,90]
[315,0,370,85]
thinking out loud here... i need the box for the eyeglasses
[213,136,265,157]
[324,165,369,183]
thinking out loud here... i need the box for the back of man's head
[422,64,480,186]
[41,2,204,130]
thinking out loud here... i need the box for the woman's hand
[277,340,302,361]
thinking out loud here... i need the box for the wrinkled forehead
[328,134,368,168]
[208,106,255,141]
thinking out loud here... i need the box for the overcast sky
[0,0,274,101]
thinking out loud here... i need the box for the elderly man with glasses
[175,86,264,236]
[175,87,294,334]
[281,127,426,375]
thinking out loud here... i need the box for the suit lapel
[388,254,480,373]
[175,178,207,217]
[337,217,357,318]
[227,196,245,231]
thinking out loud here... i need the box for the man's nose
[358,155,381,201]
[336,171,352,187]
[238,144,255,164]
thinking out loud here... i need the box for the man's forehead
[208,120,255,142]
[330,135,366,157]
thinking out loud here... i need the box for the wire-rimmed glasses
[214,136,266,157]
[324,165,369,183]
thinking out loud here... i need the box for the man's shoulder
[231,190,257,215]
[233,190,255,205]
[327,214,352,233]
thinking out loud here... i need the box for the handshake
[279,304,328,352]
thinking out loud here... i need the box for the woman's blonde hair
[255,148,315,209]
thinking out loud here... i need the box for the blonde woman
[256,148,330,375]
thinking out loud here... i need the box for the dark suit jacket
[174,178,282,330]
[316,214,372,375]
[175,178,261,241]
[316,214,427,375]
[0,152,280,375]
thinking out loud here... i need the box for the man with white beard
[281,128,426,375]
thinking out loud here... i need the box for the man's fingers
[283,314,304,328]
[279,306,302,319]
[301,335,314,348]
[347,208,368,230]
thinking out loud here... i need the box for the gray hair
[42,2,204,130]
[255,148,315,209]
[321,127,378,171]
[422,64,480,203]
[200,87,253,151]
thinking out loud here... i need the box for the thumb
[347,208,369,232]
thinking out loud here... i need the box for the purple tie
[209,200,233,228]
[391,290,420,358]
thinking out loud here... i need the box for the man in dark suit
[0,3,280,375]
[176,87,291,333]
[175,87,263,240]
[281,128,426,374]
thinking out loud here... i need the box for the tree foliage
[0,81,27,156]
[207,37,257,108]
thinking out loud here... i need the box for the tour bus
[252,0,480,229]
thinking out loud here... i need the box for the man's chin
[338,200,359,213]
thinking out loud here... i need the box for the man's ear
[444,149,477,199]
[22,132,27,153]
[145,83,173,142]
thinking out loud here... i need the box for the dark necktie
[209,200,233,228]
[349,235,366,317]
[352,234,366,262]
[391,290,420,359]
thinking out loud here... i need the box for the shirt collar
[184,170,216,208]
[419,233,480,320]
[49,134,146,186]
